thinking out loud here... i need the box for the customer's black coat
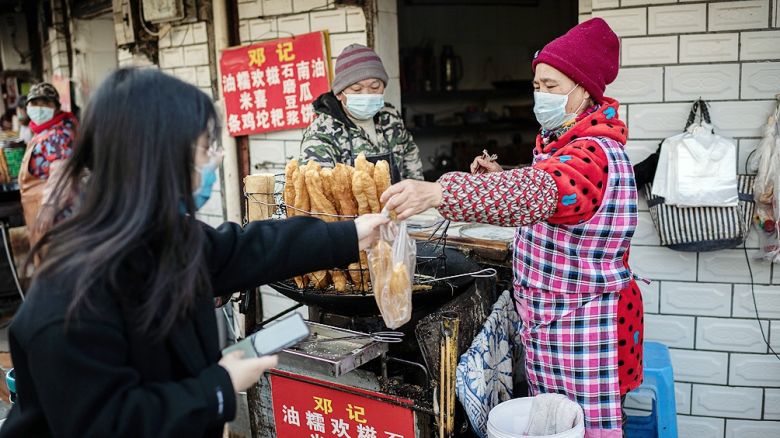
[0,216,358,437]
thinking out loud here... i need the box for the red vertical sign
[270,370,416,438]
[219,32,331,136]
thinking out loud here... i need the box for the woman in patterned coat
[382,18,643,438]
[18,83,78,246]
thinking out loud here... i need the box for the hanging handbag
[645,99,755,252]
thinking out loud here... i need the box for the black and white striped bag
[644,175,755,252]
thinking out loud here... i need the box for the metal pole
[211,0,242,226]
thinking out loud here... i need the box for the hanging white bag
[672,122,739,207]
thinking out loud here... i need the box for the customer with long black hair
[0,68,387,437]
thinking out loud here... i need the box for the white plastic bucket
[487,397,585,438]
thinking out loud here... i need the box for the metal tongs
[298,331,404,345]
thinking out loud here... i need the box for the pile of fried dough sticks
[284,153,391,292]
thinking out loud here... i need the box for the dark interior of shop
[397,0,578,180]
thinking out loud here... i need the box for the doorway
[397,0,578,180]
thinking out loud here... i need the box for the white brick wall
[648,4,707,35]
[660,282,732,317]
[593,8,648,37]
[691,385,763,419]
[766,389,780,420]
[741,62,780,99]
[621,36,678,65]
[696,317,769,353]
[678,415,725,438]
[665,63,740,102]
[670,349,729,384]
[730,354,780,387]
[606,67,663,103]
[679,33,739,63]
[645,314,696,348]
[741,30,780,60]
[708,1,770,32]
[733,285,780,319]
[157,21,224,225]
[725,419,780,437]
[580,0,780,432]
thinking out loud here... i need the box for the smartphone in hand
[222,313,310,358]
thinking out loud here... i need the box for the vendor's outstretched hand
[381,180,443,221]
[470,156,502,174]
[355,214,391,250]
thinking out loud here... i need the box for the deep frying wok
[268,242,480,315]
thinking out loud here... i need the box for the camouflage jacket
[300,92,424,180]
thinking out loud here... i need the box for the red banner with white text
[270,370,416,438]
[219,32,331,136]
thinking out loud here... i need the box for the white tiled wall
[237,0,376,317]
[584,0,780,435]
[157,21,224,226]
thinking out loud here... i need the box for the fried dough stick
[301,168,336,289]
[331,165,367,290]
[374,160,391,209]
[352,170,381,215]
[284,159,298,217]
[355,152,374,177]
[317,168,350,292]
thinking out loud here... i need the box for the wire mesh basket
[243,173,469,296]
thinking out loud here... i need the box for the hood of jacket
[535,97,627,154]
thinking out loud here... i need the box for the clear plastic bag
[367,217,416,329]
[754,166,779,262]
[751,103,780,263]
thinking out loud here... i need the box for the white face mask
[27,106,55,125]
[533,84,584,131]
[345,93,385,120]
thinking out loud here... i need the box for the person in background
[18,83,78,246]
[381,18,642,437]
[0,109,13,133]
[301,44,423,182]
[0,68,388,437]
[14,95,33,144]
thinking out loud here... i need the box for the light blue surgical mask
[193,160,219,210]
[345,93,384,120]
[27,106,55,125]
[533,84,584,131]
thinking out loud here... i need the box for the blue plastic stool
[625,341,678,438]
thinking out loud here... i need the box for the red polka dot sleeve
[437,167,559,227]
[534,140,610,226]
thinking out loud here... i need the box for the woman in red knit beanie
[383,18,642,438]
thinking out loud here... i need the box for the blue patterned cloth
[456,290,524,438]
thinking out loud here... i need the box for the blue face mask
[193,160,219,210]
[345,94,384,120]
[27,106,55,125]
[533,84,583,131]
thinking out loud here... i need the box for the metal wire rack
[243,174,487,297]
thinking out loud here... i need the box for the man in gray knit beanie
[300,44,423,181]
[331,44,389,95]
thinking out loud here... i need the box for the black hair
[15,94,27,108]
[29,68,219,337]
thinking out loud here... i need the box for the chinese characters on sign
[219,32,331,136]
[271,371,416,438]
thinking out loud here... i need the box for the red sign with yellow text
[219,32,331,136]
[270,370,416,438]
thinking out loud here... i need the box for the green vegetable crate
[3,147,25,179]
